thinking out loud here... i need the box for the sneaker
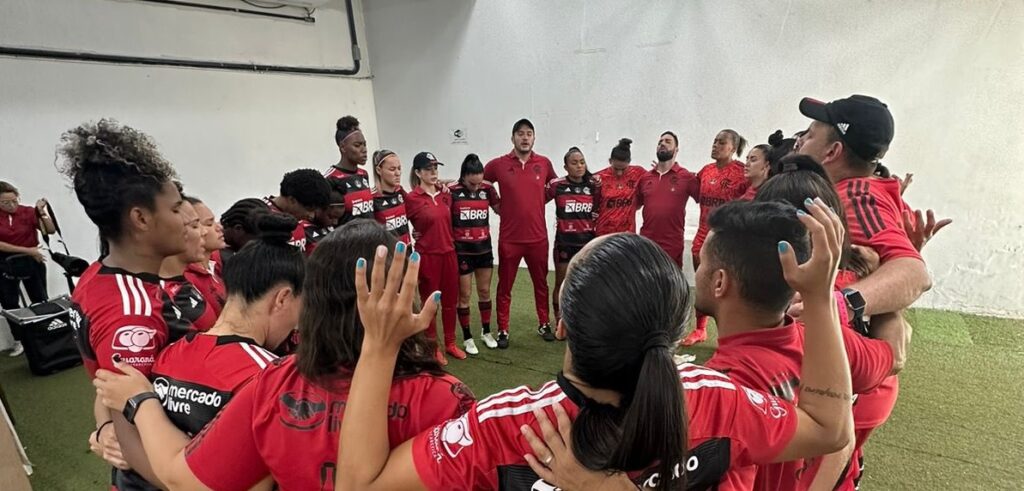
[481,332,498,349]
[8,342,23,357]
[434,349,448,366]
[674,353,697,364]
[463,339,479,355]
[537,324,555,342]
[681,327,707,346]
[497,331,510,349]
[446,343,468,360]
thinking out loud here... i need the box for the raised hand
[778,197,844,302]
[354,242,439,351]
[902,209,952,252]
[896,173,913,195]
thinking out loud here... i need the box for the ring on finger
[543,454,554,466]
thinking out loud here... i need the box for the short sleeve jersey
[636,164,699,263]
[704,319,894,491]
[693,161,749,254]
[835,177,922,263]
[483,152,557,244]
[406,188,455,254]
[373,188,411,244]
[0,205,39,257]
[450,182,499,255]
[184,263,225,317]
[185,357,475,491]
[70,262,194,378]
[323,166,375,224]
[159,275,218,332]
[594,165,646,235]
[546,177,600,248]
[410,364,798,491]
[151,332,276,436]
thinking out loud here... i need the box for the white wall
[0,0,378,301]
[365,0,1024,318]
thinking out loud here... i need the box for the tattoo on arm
[801,386,852,401]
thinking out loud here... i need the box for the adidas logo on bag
[47,318,68,331]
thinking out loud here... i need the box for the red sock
[457,307,471,329]
[694,312,708,332]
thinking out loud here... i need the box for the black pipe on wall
[0,0,362,77]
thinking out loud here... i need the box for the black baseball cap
[799,95,895,161]
[413,152,444,170]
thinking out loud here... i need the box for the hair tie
[339,129,363,145]
[641,332,671,352]
[782,161,799,173]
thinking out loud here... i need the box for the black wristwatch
[841,288,869,337]
[123,392,161,425]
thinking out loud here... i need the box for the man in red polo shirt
[637,131,700,267]
[795,94,928,488]
[0,181,56,356]
[483,119,557,348]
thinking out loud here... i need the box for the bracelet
[95,420,113,442]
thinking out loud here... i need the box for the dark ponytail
[563,146,593,182]
[721,129,747,158]
[222,213,305,303]
[459,154,484,186]
[610,138,632,162]
[561,234,689,489]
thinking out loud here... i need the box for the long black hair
[561,234,689,489]
[458,154,484,186]
[222,213,305,303]
[296,220,442,385]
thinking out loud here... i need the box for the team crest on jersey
[479,190,486,199]
[279,391,328,430]
[111,325,158,353]
[397,194,404,203]
[441,413,474,458]
[583,187,591,195]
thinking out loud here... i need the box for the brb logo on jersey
[460,209,488,221]
[353,199,374,216]
[112,325,157,353]
[441,413,474,458]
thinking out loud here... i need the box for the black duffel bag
[1,296,81,376]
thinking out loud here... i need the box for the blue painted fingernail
[779,242,789,252]
[433,292,441,302]
[797,210,807,216]
[804,197,814,206]
[410,251,420,262]
[356,258,366,268]
[396,242,406,253]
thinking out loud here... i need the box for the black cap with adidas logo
[799,95,895,162]
[413,151,444,170]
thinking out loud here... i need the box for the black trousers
[1,261,48,341]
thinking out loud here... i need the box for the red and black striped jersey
[449,182,499,255]
[323,166,374,224]
[160,275,218,332]
[184,263,225,317]
[410,364,799,491]
[373,188,411,244]
[151,332,276,436]
[546,177,600,247]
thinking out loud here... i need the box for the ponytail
[722,129,747,158]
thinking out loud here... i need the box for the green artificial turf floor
[1,269,1022,490]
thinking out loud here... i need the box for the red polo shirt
[594,165,646,235]
[637,164,699,264]
[406,187,455,254]
[0,205,39,255]
[483,151,557,244]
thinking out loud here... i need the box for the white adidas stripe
[678,367,731,381]
[682,379,736,391]
[115,274,132,316]
[476,381,560,413]
[125,275,143,315]
[251,345,278,363]
[239,343,268,369]
[478,393,567,423]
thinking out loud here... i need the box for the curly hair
[280,169,331,210]
[57,119,178,241]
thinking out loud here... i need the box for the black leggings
[1,261,48,340]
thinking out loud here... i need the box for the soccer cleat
[537,324,555,342]
[497,331,510,349]
[434,348,448,366]
[446,343,468,360]
[8,342,23,357]
[681,326,707,346]
[463,339,479,355]
[481,332,498,349]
